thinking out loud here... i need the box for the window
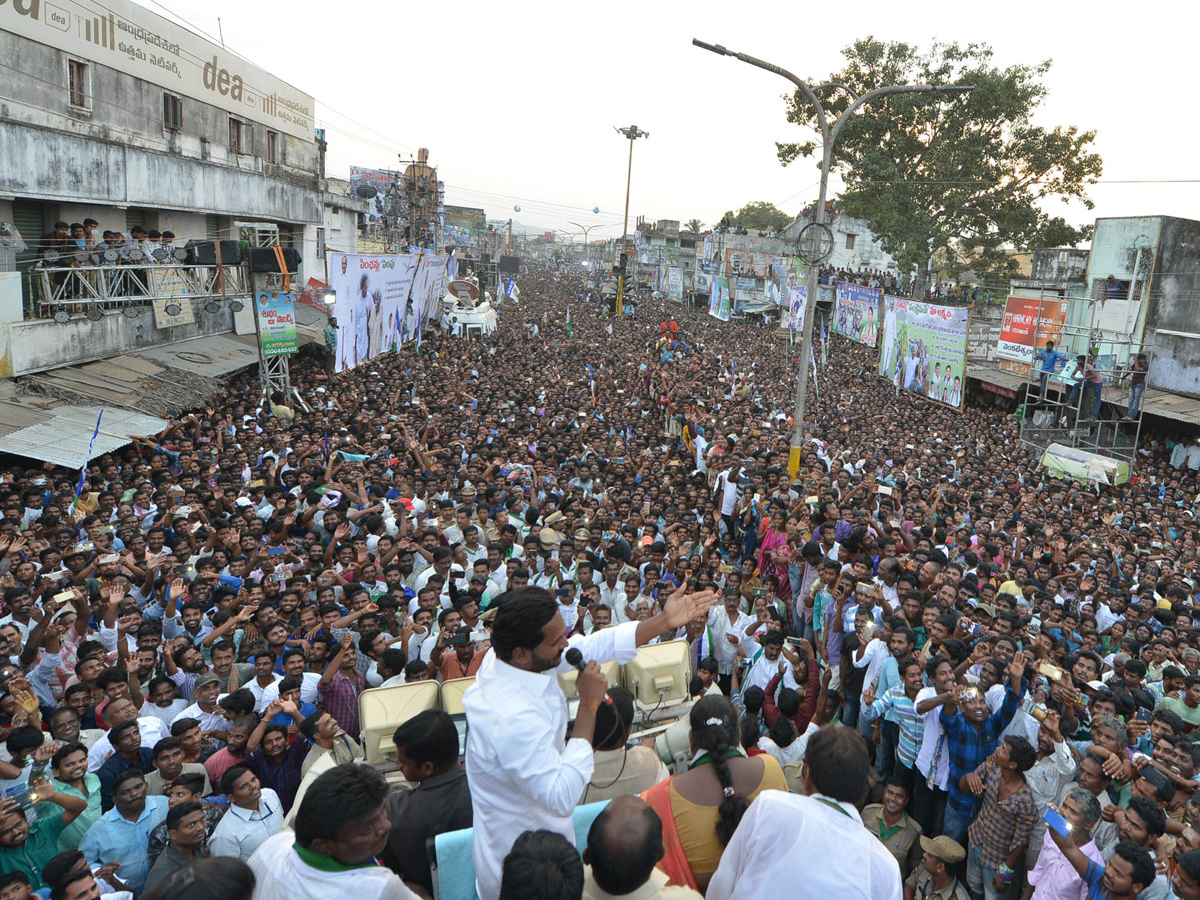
[67,59,90,109]
[229,117,252,155]
[315,228,326,259]
[266,130,280,164]
[163,92,182,131]
[844,233,857,250]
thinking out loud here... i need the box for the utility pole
[615,125,648,318]
[692,39,972,477]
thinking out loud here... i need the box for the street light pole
[615,126,649,318]
[692,39,972,477]
[568,221,601,269]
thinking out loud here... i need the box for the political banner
[255,292,297,357]
[709,277,732,322]
[769,257,804,307]
[666,267,683,301]
[408,253,451,340]
[786,286,807,332]
[349,167,401,224]
[995,295,1070,374]
[834,282,881,347]
[878,296,970,409]
[328,252,418,373]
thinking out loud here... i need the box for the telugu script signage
[1,0,314,140]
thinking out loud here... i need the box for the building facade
[0,0,337,374]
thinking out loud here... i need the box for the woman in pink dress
[756,508,794,621]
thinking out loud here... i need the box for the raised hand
[660,585,718,629]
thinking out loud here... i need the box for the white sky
[149,0,1199,241]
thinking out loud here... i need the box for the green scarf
[294,843,380,873]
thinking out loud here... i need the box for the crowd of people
[0,257,1197,899]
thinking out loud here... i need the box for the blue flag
[71,409,104,513]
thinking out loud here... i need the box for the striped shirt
[863,685,925,767]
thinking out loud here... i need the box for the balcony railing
[27,259,250,320]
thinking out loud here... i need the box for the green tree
[685,218,704,234]
[776,38,1102,291]
[722,201,793,233]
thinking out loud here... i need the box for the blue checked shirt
[940,679,1024,819]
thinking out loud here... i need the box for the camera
[445,629,472,647]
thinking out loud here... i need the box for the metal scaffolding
[1018,286,1149,465]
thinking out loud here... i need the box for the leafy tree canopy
[776,38,1102,283]
[685,218,704,233]
[721,201,793,233]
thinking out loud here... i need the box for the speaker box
[248,246,301,273]
[498,255,520,274]
[184,239,240,266]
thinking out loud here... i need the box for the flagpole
[71,409,104,516]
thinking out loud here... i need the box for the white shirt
[171,701,232,736]
[463,621,642,900]
[257,673,320,713]
[246,674,285,713]
[743,652,800,699]
[986,683,1040,746]
[757,731,809,767]
[706,790,902,900]
[874,578,899,612]
[208,787,284,860]
[140,699,188,727]
[851,638,890,700]
[86,717,169,773]
[717,468,741,516]
[707,606,756,675]
[914,686,949,789]
[248,832,418,900]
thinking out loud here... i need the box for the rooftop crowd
[0,258,1197,899]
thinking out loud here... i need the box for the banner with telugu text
[255,292,297,357]
[995,295,1069,376]
[328,252,417,373]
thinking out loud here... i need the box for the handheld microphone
[565,648,612,705]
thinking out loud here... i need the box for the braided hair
[689,694,748,845]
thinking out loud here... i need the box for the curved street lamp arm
[692,38,828,141]
[814,81,860,102]
[829,83,955,148]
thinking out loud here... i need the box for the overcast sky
[151,0,1197,243]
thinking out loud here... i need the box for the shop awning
[966,366,1028,398]
[0,406,168,468]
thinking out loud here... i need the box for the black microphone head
[565,648,584,670]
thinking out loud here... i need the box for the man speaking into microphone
[463,583,717,900]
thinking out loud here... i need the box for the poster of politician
[255,292,297,357]
[786,286,807,333]
[878,296,970,409]
[708,277,732,322]
[328,253,418,373]
[834,282,881,347]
